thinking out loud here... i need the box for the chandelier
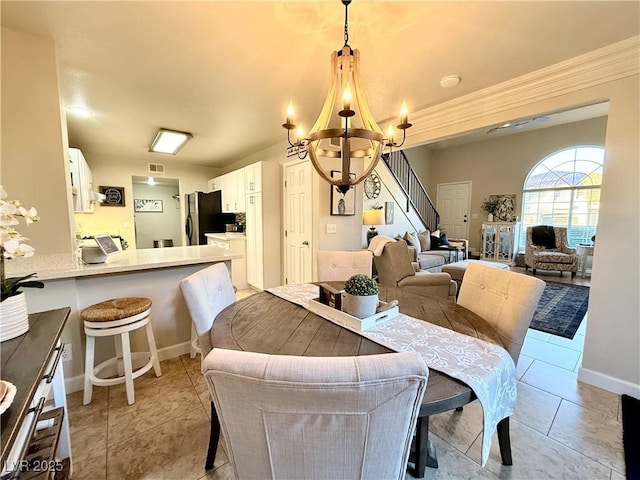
[282,0,412,194]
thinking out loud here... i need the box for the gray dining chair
[316,250,373,281]
[203,349,428,480]
[179,262,237,470]
[413,262,545,475]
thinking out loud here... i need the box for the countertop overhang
[5,245,242,281]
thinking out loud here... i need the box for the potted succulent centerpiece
[0,187,44,342]
[342,274,379,319]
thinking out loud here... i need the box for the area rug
[529,281,589,339]
[622,394,640,480]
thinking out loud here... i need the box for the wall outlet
[326,224,337,234]
[61,343,73,362]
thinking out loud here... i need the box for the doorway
[283,160,313,284]
[132,176,182,248]
[436,181,471,240]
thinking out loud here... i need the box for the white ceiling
[2,1,638,168]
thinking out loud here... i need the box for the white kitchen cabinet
[245,161,280,290]
[69,148,94,212]
[208,168,245,213]
[244,162,262,194]
[481,222,517,263]
[206,233,247,289]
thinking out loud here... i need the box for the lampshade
[363,209,385,226]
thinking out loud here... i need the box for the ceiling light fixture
[440,75,461,88]
[282,0,412,194]
[149,128,193,155]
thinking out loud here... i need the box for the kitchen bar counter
[5,245,241,281]
[8,246,243,391]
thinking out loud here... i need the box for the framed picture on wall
[385,202,394,224]
[330,170,355,216]
[99,186,125,206]
[134,199,163,212]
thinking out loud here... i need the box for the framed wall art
[134,199,163,212]
[330,170,355,216]
[385,201,394,224]
[489,194,517,222]
[99,186,125,206]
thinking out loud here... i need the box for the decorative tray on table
[308,283,399,332]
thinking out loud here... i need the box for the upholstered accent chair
[203,349,428,480]
[525,226,578,277]
[316,250,373,281]
[373,240,457,300]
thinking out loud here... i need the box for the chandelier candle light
[283,0,413,194]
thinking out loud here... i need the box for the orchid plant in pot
[0,186,44,341]
[343,274,379,319]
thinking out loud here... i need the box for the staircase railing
[381,151,439,231]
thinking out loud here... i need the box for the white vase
[343,293,378,319]
[0,292,30,342]
[487,213,494,222]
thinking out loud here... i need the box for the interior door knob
[302,241,309,246]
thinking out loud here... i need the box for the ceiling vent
[148,163,165,174]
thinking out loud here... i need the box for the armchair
[525,226,578,278]
[373,240,457,301]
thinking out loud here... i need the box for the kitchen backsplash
[235,212,246,230]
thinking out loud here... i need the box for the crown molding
[405,35,640,140]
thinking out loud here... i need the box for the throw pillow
[430,234,441,249]
[431,229,440,238]
[417,231,431,251]
[440,233,449,245]
[404,231,420,249]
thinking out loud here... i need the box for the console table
[1,308,72,479]
[577,244,595,278]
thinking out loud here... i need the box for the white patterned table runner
[267,284,517,467]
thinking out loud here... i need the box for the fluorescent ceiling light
[149,128,192,155]
[147,177,156,185]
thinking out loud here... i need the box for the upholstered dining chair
[373,240,457,300]
[203,349,428,480]
[441,263,545,465]
[316,250,373,281]
[179,262,236,470]
[525,226,578,277]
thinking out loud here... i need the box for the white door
[436,181,471,240]
[284,160,313,285]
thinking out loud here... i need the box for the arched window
[519,145,605,249]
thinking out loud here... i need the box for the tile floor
[66,272,626,480]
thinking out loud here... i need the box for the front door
[283,160,313,284]
[436,181,471,240]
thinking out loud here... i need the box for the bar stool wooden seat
[82,297,161,405]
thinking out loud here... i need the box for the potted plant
[342,274,379,319]
[481,197,500,222]
[1,186,44,341]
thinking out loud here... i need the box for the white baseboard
[64,341,193,394]
[578,366,640,397]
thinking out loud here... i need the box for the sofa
[401,230,469,273]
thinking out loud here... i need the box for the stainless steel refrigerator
[185,191,233,245]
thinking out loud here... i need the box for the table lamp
[363,209,385,245]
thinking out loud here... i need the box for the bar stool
[82,297,162,405]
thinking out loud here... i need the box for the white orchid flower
[3,238,35,258]
[18,206,39,224]
[0,228,24,242]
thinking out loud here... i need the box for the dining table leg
[205,401,221,470]
[411,415,438,478]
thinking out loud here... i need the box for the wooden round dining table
[207,285,508,478]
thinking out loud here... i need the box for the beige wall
[75,152,218,248]
[1,27,75,255]
[412,116,608,252]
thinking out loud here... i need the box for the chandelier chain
[343,0,350,47]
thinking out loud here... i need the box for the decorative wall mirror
[364,172,381,199]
